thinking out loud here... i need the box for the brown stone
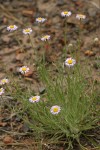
[3,136,13,144]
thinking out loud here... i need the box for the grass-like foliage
[38,63,97,137]
[4,12,99,149]
[9,61,99,148]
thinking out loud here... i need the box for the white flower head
[0,88,4,95]
[68,43,73,47]
[29,96,40,103]
[41,35,50,41]
[65,58,76,67]
[0,78,9,85]
[61,11,72,17]
[94,37,99,42]
[23,28,32,34]
[36,17,46,23]
[19,66,29,74]
[7,25,18,31]
[50,105,61,115]
[76,14,86,20]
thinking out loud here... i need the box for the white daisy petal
[61,11,72,17]
[65,58,76,67]
[68,43,73,47]
[23,28,32,34]
[50,105,61,115]
[36,17,46,23]
[41,35,50,41]
[0,78,9,85]
[94,37,99,42]
[76,14,86,20]
[7,25,18,31]
[19,66,29,74]
[29,96,40,103]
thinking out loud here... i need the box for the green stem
[76,21,82,62]
[63,18,67,58]
[39,23,42,35]
[43,47,46,64]
[28,34,34,51]
[15,31,24,52]
[0,95,3,117]
[76,39,81,62]
[28,34,37,61]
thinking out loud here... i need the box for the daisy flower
[19,66,29,74]
[50,105,61,115]
[0,78,9,85]
[94,37,99,42]
[68,43,73,47]
[23,28,32,34]
[36,17,46,23]
[41,35,50,41]
[61,11,72,17]
[65,58,76,67]
[0,88,4,95]
[29,96,40,103]
[7,25,18,31]
[76,14,86,20]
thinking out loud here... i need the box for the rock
[22,10,34,16]
[24,69,33,77]
[67,15,79,26]
[0,122,7,127]
[88,7,97,17]
[84,50,96,56]
[56,0,65,6]
[74,1,84,7]
[16,52,25,61]
[3,136,13,144]
[39,87,45,94]
[1,35,10,43]
[20,123,30,132]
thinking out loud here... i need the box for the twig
[91,1,100,9]
[0,129,33,136]
[0,4,24,25]
[0,48,19,56]
[0,140,69,146]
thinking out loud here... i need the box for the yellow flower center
[10,25,14,29]
[38,18,42,20]
[1,79,6,83]
[25,29,30,33]
[79,14,84,18]
[44,36,48,39]
[53,107,59,112]
[32,97,37,101]
[68,59,73,64]
[22,67,27,71]
[64,11,68,15]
